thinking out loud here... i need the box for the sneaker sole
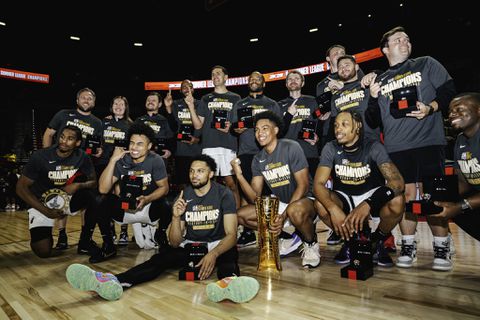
[66,264,123,301]
[206,277,259,303]
[280,239,302,257]
[334,259,350,265]
[302,262,320,269]
[327,239,343,245]
[237,241,256,248]
[396,257,417,268]
[432,264,453,271]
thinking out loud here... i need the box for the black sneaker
[55,233,69,250]
[154,229,169,248]
[334,242,350,264]
[373,240,394,267]
[89,243,117,263]
[327,230,343,245]
[77,239,99,255]
[237,229,256,248]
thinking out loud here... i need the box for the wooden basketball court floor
[0,210,479,320]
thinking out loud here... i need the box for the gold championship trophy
[255,196,282,271]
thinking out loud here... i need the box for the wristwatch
[461,198,472,212]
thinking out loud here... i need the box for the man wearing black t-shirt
[42,87,103,250]
[232,111,321,268]
[66,154,240,301]
[16,125,97,258]
[314,110,405,267]
[84,122,171,262]
[135,91,176,159]
[431,93,480,241]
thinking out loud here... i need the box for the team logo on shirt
[185,204,219,230]
[380,71,422,97]
[103,127,126,144]
[208,98,234,111]
[48,166,78,185]
[457,155,480,185]
[178,108,193,124]
[334,88,365,111]
[66,119,95,137]
[262,162,291,188]
[290,105,311,124]
[143,121,161,133]
[335,161,371,185]
[41,188,71,214]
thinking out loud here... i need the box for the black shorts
[389,145,445,184]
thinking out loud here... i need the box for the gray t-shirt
[197,91,241,151]
[319,140,390,195]
[113,152,167,196]
[181,181,237,242]
[172,98,202,157]
[375,56,451,153]
[454,129,480,191]
[252,139,311,203]
[232,94,282,155]
[277,95,320,158]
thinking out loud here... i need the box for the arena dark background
[0,0,477,158]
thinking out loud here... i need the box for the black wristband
[427,104,434,115]
[364,186,395,214]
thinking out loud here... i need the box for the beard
[191,179,209,189]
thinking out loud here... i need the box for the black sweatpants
[116,245,239,286]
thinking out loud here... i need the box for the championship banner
[144,47,382,91]
[0,67,50,84]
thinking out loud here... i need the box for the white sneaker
[396,240,417,268]
[279,233,302,256]
[396,230,420,246]
[5,204,12,211]
[432,241,453,271]
[448,233,455,255]
[300,242,321,268]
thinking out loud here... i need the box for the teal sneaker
[206,276,259,303]
[66,263,123,301]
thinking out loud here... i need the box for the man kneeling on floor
[66,154,259,302]
[314,110,405,267]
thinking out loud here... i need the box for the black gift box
[390,86,418,119]
[84,135,101,155]
[177,124,194,141]
[341,230,373,281]
[179,243,208,281]
[312,91,332,119]
[233,107,254,129]
[297,119,317,140]
[119,175,143,211]
[210,110,228,129]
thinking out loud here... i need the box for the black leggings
[116,245,239,286]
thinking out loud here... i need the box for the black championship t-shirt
[113,152,167,196]
[454,129,480,191]
[252,139,311,203]
[232,94,282,156]
[23,146,94,198]
[319,140,391,195]
[99,117,131,165]
[197,91,241,151]
[181,181,236,242]
[277,95,320,158]
[48,109,103,149]
[331,80,380,142]
[172,98,202,157]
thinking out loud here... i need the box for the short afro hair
[254,110,284,134]
[127,122,156,145]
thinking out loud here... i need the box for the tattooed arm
[378,162,405,196]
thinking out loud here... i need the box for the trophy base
[340,265,373,281]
